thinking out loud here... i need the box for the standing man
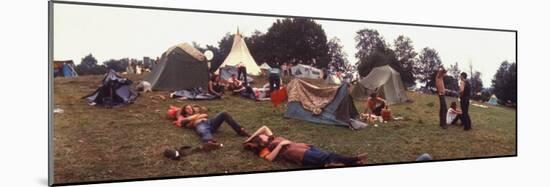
[459,72,472,131]
[237,62,248,86]
[435,67,447,129]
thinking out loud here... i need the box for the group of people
[435,67,472,130]
[169,104,367,167]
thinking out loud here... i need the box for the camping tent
[290,64,323,79]
[82,69,138,107]
[146,42,209,91]
[284,79,358,126]
[53,60,78,77]
[219,29,261,75]
[352,65,409,104]
[487,94,499,105]
[326,74,342,85]
[259,63,271,76]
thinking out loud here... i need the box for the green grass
[52,73,516,184]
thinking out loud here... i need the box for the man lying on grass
[243,126,367,167]
[175,104,251,149]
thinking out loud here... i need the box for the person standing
[268,63,282,95]
[459,72,472,131]
[435,67,447,129]
[237,62,248,86]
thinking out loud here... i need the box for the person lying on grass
[175,104,251,149]
[243,126,367,167]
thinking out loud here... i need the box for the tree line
[73,18,516,104]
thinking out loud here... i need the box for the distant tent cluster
[291,64,323,79]
[53,60,78,78]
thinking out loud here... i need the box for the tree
[470,71,484,95]
[327,37,348,71]
[245,30,269,65]
[355,29,386,66]
[263,18,330,68]
[448,62,461,80]
[356,47,398,78]
[393,35,417,88]
[415,47,443,84]
[75,54,107,75]
[103,59,127,72]
[492,61,517,103]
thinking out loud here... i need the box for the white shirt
[446,108,459,124]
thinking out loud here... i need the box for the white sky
[54,4,515,86]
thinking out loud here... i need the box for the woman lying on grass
[243,126,367,167]
[175,104,250,149]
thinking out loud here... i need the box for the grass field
[52,73,516,184]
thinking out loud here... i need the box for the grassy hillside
[52,73,516,184]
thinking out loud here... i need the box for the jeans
[269,74,281,93]
[460,97,472,130]
[450,114,462,125]
[302,146,358,166]
[439,95,447,126]
[195,112,244,142]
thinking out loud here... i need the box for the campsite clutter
[69,27,494,168]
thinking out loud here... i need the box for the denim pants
[460,97,472,129]
[195,112,243,142]
[439,95,447,126]
[302,146,358,166]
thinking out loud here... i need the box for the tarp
[353,65,409,104]
[285,79,358,126]
[219,29,261,75]
[171,87,220,100]
[287,79,339,113]
[146,42,209,91]
[54,60,78,77]
[290,64,323,79]
[82,69,138,107]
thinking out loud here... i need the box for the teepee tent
[290,64,323,79]
[284,79,359,126]
[146,42,209,91]
[487,94,499,105]
[352,65,409,104]
[219,29,261,75]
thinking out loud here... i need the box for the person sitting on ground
[243,126,367,167]
[446,101,463,125]
[208,74,225,97]
[228,74,245,93]
[176,104,250,148]
[364,92,388,116]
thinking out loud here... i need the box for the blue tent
[284,80,358,126]
[61,63,78,77]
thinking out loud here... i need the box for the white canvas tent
[326,74,342,85]
[219,29,261,75]
[259,63,271,70]
[291,64,323,79]
[354,65,409,104]
[487,94,499,105]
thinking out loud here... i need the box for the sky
[53,4,515,86]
